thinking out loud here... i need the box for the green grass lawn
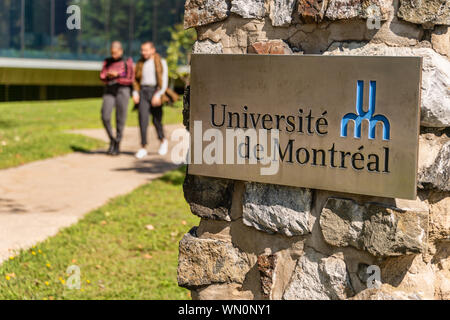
[0,167,198,300]
[0,98,183,169]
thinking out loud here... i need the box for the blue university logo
[341,81,390,141]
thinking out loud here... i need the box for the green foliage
[0,0,187,60]
[0,167,199,300]
[73,0,186,58]
[165,23,197,84]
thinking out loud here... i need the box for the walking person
[100,41,134,156]
[133,42,169,159]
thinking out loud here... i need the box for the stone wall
[178,0,450,300]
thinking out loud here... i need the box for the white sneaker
[135,148,148,159]
[158,139,169,156]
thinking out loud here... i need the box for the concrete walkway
[0,124,187,262]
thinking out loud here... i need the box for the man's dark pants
[138,85,165,147]
[101,85,130,143]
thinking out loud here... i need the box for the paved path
[0,125,187,262]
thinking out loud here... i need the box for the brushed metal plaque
[188,54,422,200]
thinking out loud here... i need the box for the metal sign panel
[188,54,422,200]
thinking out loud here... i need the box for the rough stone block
[398,0,450,29]
[197,218,233,241]
[183,174,234,221]
[283,248,354,300]
[325,0,390,21]
[319,198,429,257]
[177,230,251,288]
[380,254,436,299]
[248,39,293,54]
[193,40,224,54]
[269,0,296,26]
[433,243,450,299]
[370,13,424,47]
[419,133,450,191]
[243,182,313,237]
[184,0,230,29]
[228,218,306,257]
[196,14,291,53]
[258,254,277,299]
[426,191,450,243]
[431,26,450,58]
[435,271,450,300]
[326,0,365,20]
[325,43,450,128]
[297,0,329,23]
[230,0,266,19]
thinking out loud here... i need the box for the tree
[0,0,189,60]
[165,23,196,86]
[0,0,12,49]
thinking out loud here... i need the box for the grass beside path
[0,98,183,169]
[0,167,198,300]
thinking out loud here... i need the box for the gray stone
[326,0,363,20]
[319,198,429,257]
[243,182,312,237]
[325,0,390,21]
[325,43,450,128]
[193,40,224,54]
[419,140,450,191]
[359,0,391,20]
[269,0,296,27]
[420,50,450,128]
[231,0,266,19]
[398,0,450,28]
[184,0,230,29]
[183,174,234,221]
[283,248,354,300]
[178,230,251,288]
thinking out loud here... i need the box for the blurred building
[0,57,103,101]
[0,0,185,101]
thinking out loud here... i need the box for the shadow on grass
[159,166,186,186]
[0,120,19,129]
